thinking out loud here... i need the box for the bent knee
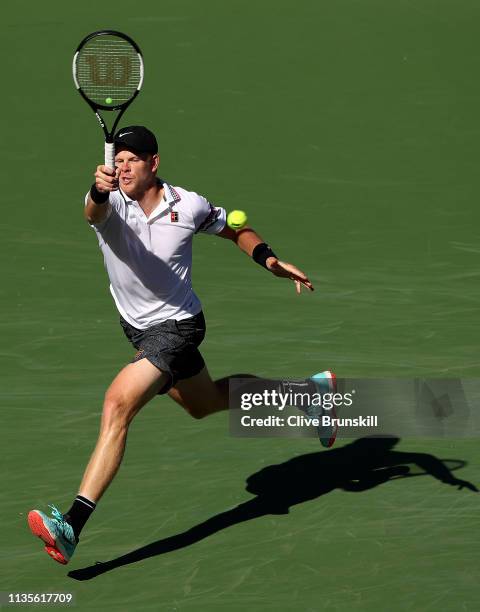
[102,393,136,429]
[185,405,210,420]
[183,397,226,420]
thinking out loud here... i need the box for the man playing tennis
[27,126,336,564]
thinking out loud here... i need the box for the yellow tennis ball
[227,210,247,230]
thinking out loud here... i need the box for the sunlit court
[2,1,479,610]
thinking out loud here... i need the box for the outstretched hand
[266,258,314,294]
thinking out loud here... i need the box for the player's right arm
[84,165,118,224]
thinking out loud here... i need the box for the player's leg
[28,358,169,564]
[168,366,254,418]
[78,358,169,502]
[169,366,338,447]
[169,365,309,419]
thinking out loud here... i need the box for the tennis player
[27,126,336,564]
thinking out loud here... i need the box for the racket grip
[104,141,115,171]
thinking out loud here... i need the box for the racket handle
[104,141,115,171]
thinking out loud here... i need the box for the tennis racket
[72,30,144,170]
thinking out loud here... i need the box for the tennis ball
[227,210,248,230]
[105,97,113,104]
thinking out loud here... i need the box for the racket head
[72,30,144,112]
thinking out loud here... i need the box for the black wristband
[90,183,110,205]
[252,242,278,269]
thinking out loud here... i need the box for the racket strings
[75,35,142,106]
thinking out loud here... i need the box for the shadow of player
[68,436,477,581]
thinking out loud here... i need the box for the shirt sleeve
[192,193,227,234]
[84,191,123,229]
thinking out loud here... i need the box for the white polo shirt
[87,180,226,329]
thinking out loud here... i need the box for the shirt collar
[162,181,181,207]
[120,178,181,208]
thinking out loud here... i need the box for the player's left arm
[218,225,314,294]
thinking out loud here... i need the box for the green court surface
[2,1,480,610]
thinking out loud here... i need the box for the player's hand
[94,165,119,193]
[266,258,314,294]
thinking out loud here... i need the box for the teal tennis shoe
[307,370,338,448]
[28,505,77,564]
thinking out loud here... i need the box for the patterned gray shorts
[119,311,206,393]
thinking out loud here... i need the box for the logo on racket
[85,56,131,87]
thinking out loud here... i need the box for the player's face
[115,148,160,196]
